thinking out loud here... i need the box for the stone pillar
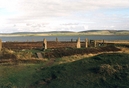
[94,40,96,47]
[71,39,73,42]
[85,38,88,48]
[56,37,58,42]
[76,37,81,48]
[0,39,2,51]
[43,38,47,50]
[102,39,104,46]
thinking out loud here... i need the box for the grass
[30,53,129,88]
[0,63,44,88]
[0,47,129,88]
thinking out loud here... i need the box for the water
[0,35,129,42]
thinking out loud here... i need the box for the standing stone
[94,40,96,47]
[43,38,47,50]
[0,39,2,51]
[85,38,88,48]
[56,37,58,42]
[102,39,104,46]
[71,39,73,42]
[76,37,81,48]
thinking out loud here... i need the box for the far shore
[1,32,129,37]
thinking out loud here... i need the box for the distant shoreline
[1,30,129,36]
[1,32,129,37]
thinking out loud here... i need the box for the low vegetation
[0,63,44,87]
[0,48,46,65]
[29,53,129,88]
[0,46,129,88]
[0,46,120,64]
[42,46,120,58]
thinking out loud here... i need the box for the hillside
[0,30,129,36]
[30,53,129,88]
[11,31,75,34]
[80,30,129,35]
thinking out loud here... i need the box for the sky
[0,0,129,33]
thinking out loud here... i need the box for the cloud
[0,0,129,33]
[2,0,129,18]
[60,23,79,26]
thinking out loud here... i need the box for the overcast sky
[0,0,129,33]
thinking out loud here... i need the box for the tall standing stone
[0,39,2,51]
[43,38,47,50]
[76,37,81,48]
[56,37,58,42]
[85,38,88,48]
[102,39,104,46]
[94,40,96,47]
[71,39,73,42]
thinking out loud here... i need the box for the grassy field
[0,52,129,88]
[30,53,129,88]
[0,63,44,88]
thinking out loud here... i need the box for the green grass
[0,53,129,88]
[0,63,44,88]
[31,53,129,88]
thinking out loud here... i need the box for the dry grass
[54,47,129,65]
[0,48,48,65]
[55,53,99,64]
[105,40,129,44]
[118,47,129,54]
[99,64,117,76]
[98,64,128,76]
[0,46,129,66]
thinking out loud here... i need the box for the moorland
[0,31,129,88]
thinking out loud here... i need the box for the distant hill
[11,31,75,34]
[82,29,128,31]
[79,30,129,35]
[12,30,129,35]
[0,30,129,36]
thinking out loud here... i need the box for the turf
[0,53,129,88]
[30,53,129,88]
[0,63,44,88]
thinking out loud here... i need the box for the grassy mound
[30,53,129,88]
